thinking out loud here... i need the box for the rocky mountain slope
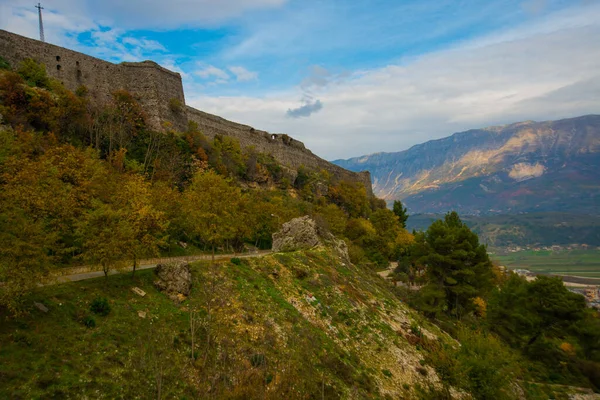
[333,115,600,215]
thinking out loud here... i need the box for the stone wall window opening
[271,134,277,140]
[56,55,61,62]
[76,61,79,66]
[56,64,61,71]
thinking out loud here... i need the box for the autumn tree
[114,174,169,277]
[76,201,132,279]
[328,181,370,218]
[0,206,56,314]
[182,169,243,262]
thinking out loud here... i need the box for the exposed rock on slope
[272,216,350,263]
[153,261,192,302]
[333,115,600,215]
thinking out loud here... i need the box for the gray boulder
[272,216,321,252]
[153,261,192,303]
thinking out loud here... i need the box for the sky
[1,0,599,160]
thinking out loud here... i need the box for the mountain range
[333,115,600,215]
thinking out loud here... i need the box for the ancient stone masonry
[186,108,373,195]
[0,29,187,131]
[0,29,372,195]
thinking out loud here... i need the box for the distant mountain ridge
[333,115,600,215]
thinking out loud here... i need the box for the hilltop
[333,115,600,215]
[0,29,371,195]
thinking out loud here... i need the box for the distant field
[492,249,600,278]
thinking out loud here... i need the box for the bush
[90,297,111,316]
[0,56,10,70]
[230,257,242,266]
[169,98,183,114]
[83,316,96,328]
[17,58,50,88]
[250,353,266,367]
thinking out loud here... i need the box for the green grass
[492,249,600,277]
[0,268,195,399]
[0,249,442,399]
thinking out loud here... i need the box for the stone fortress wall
[0,30,187,131]
[0,29,371,195]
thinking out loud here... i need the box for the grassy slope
[0,247,449,400]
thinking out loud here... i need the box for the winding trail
[49,251,271,284]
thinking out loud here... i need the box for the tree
[487,274,587,349]
[411,211,494,318]
[114,174,168,278]
[392,200,409,228]
[181,169,243,263]
[0,207,56,314]
[76,201,132,279]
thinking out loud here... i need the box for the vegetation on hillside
[394,212,600,397]
[0,59,408,313]
[1,58,598,399]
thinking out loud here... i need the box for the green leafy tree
[392,200,408,228]
[411,211,494,318]
[487,274,587,348]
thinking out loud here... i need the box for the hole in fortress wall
[56,65,61,71]
[76,61,79,66]
[271,134,277,140]
[56,55,60,62]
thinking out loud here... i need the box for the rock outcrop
[272,216,350,263]
[153,261,192,303]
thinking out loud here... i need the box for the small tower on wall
[35,3,45,42]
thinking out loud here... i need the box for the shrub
[291,264,310,279]
[90,297,111,316]
[382,369,393,378]
[83,316,96,328]
[169,98,183,114]
[75,85,88,97]
[250,353,266,367]
[230,257,242,266]
[0,56,10,70]
[17,58,50,88]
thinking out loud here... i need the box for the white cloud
[195,65,231,81]
[228,66,258,82]
[0,0,287,33]
[189,4,600,160]
[121,37,167,52]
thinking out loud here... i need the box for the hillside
[0,247,453,399]
[2,44,600,400]
[0,29,371,195]
[333,115,600,215]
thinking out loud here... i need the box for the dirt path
[49,251,271,284]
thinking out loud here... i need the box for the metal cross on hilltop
[35,3,45,42]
